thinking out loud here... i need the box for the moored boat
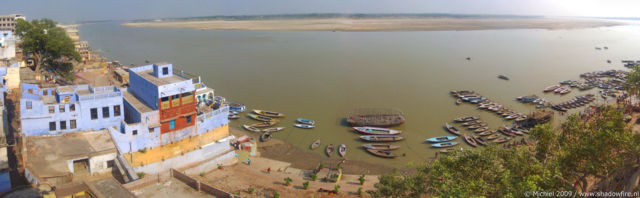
[252,110,285,118]
[478,130,495,136]
[294,124,315,129]
[262,127,285,133]
[544,85,561,92]
[359,135,405,142]
[296,118,315,125]
[228,114,240,119]
[248,120,279,128]
[366,148,398,158]
[492,137,512,143]
[439,148,455,153]
[444,123,461,136]
[229,102,246,112]
[463,135,478,147]
[310,139,321,150]
[243,125,261,133]
[353,127,402,135]
[453,116,478,123]
[473,127,489,133]
[425,136,457,143]
[248,114,273,122]
[260,132,271,142]
[326,144,334,157]
[432,142,459,148]
[362,144,400,150]
[473,136,488,146]
[455,99,462,105]
[338,144,347,157]
[485,133,501,140]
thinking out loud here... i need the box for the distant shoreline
[122,17,625,32]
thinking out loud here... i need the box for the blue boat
[294,124,315,129]
[431,142,459,148]
[426,136,457,143]
[229,102,246,112]
[296,118,315,125]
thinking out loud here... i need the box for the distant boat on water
[498,75,509,80]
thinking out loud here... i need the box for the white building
[0,31,16,60]
[0,14,25,32]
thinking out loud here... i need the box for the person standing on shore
[267,167,271,174]
[248,158,251,166]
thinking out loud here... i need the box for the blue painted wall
[128,66,159,110]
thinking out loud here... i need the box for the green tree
[284,177,292,186]
[302,181,309,189]
[626,65,640,96]
[15,18,80,73]
[529,123,557,162]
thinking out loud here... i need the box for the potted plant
[318,163,324,170]
[217,164,223,170]
[248,187,254,194]
[274,191,280,198]
[302,181,309,190]
[334,184,340,194]
[357,187,363,197]
[284,177,292,186]
[311,173,318,181]
[358,174,366,185]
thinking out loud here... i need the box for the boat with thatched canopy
[347,108,406,127]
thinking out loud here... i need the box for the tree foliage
[15,18,79,73]
[625,65,640,96]
[370,105,640,197]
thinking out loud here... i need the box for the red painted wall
[159,91,196,133]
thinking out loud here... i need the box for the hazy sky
[1,0,639,23]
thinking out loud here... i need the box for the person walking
[267,167,271,174]
[247,158,251,166]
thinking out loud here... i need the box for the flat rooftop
[136,69,190,86]
[55,178,136,198]
[123,90,154,113]
[25,130,117,178]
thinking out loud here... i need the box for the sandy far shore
[123,17,625,31]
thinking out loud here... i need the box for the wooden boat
[455,99,462,105]
[462,120,482,126]
[294,124,315,129]
[478,130,495,136]
[359,135,405,142]
[444,123,461,136]
[453,116,478,123]
[505,114,519,120]
[248,114,273,122]
[473,127,489,133]
[228,114,240,119]
[310,139,321,150]
[463,135,478,147]
[366,148,397,158]
[498,75,509,80]
[252,110,285,118]
[326,144,334,157]
[262,127,285,133]
[492,137,512,143]
[229,102,246,112]
[242,125,261,133]
[362,144,400,150]
[426,136,457,143]
[473,136,488,146]
[485,133,501,140]
[338,144,347,157]
[439,148,455,153]
[353,127,402,135]
[431,142,459,148]
[249,120,279,128]
[260,132,271,142]
[347,108,405,127]
[544,85,561,92]
[467,123,487,129]
[296,118,315,125]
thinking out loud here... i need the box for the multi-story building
[60,25,92,62]
[20,83,124,136]
[0,14,25,32]
[0,31,16,59]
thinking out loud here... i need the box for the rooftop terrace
[136,69,190,86]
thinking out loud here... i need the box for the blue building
[20,83,124,136]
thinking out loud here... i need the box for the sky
[1,0,639,23]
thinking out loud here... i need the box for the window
[70,104,75,112]
[49,122,56,131]
[186,115,192,124]
[48,106,55,114]
[181,92,193,104]
[60,121,66,130]
[149,128,155,133]
[132,130,138,135]
[169,120,175,129]
[162,67,168,75]
[107,160,115,168]
[161,97,170,109]
[26,101,32,109]
[28,89,32,94]
[102,107,109,118]
[70,120,76,129]
[43,90,48,95]
[59,105,65,113]
[114,105,121,116]
[90,108,98,120]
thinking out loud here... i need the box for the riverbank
[123,17,624,31]
[229,127,395,175]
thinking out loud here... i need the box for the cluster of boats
[542,84,572,94]
[350,126,405,158]
[550,94,595,112]
[310,140,347,158]
[622,60,640,68]
[559,80,594,91]
[516,95,550,108]
[579,70,627,90]
[434,116,533,152]
[451,91,527,121]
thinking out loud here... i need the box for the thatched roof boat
[347,108,405,127]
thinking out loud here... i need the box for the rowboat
[492,137,512,143]
[478,130,495,136]
[242,125,261,133]
[505,114,519,120]
[485,133,501,140]
[359,135,405,142]
[252,110,285,118]
[296,118,315,125]
[467,123,487,129]
[431,142,459,148]
[362,144,400,150]
[366,148,397,158]
[338,144,347,157]
[353,127,402,135]
[473,136,488,146]
[439,148,455,153]
[310,139,321,150]
[228,114,240,119]
[453,116,478,123]
[326,144,334,157]
[249,120,279,128]
[294,124,315,129]
[425,136,457,143]
[260,132,271,142]
[462,120,482,126]
[463,135,478,147]
[262,127,285,133]
[229,102,246,112]
[473,127,489,133]
[498,75,509,80]
[544,85,561,92]
[455,99,462,105]
[444,123,461,136]
[248,114,273,122]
